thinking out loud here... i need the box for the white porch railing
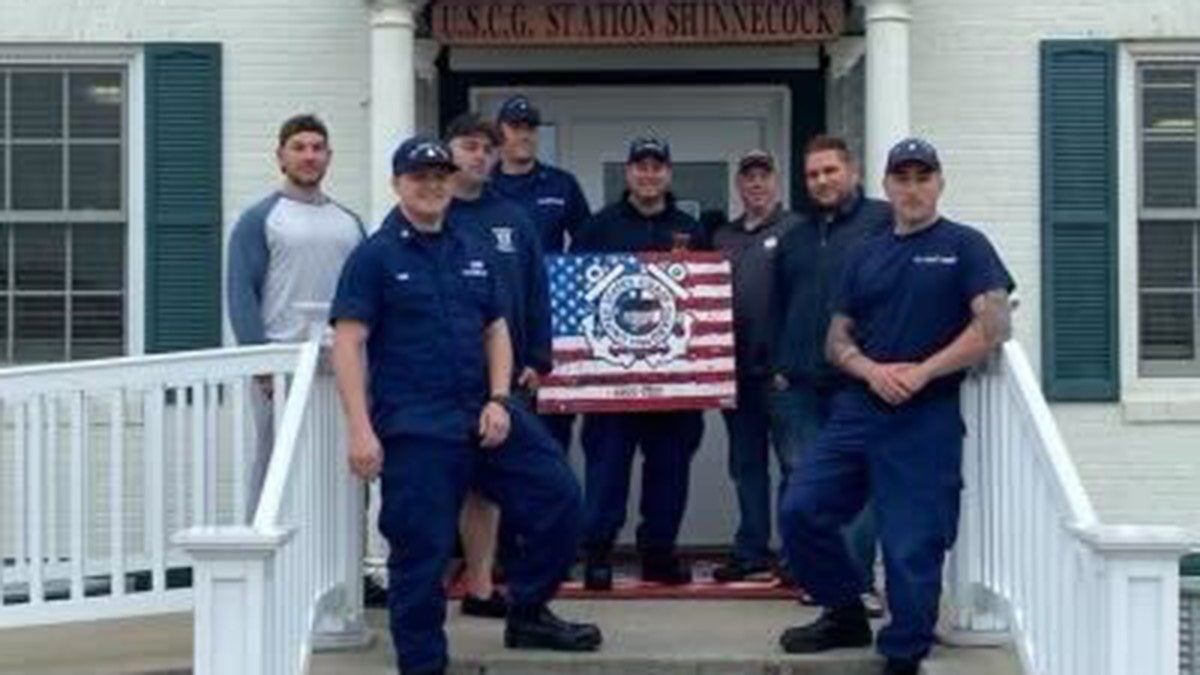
[948,342,1191,675]
[176,335,367,675]
[0,343,306,629]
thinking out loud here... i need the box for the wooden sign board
[431,0,845,47]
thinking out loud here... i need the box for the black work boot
[712,558,773,583]
[460,589,509,618]
[583,548,613,591]
[779,601,873,653]
[505,604,603,652]
[640,548,693,585]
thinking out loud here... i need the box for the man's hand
[517,367,540,392]
[894,363,933,399]
[348,427,383,480]
[478,401,511,449]
[866,363,920,406]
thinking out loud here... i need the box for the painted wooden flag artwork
[538,252,736,414]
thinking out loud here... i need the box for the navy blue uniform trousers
[581,411,704,553]
[379,406,582,674]
[780,389,964,661]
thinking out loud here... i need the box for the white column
[368,0,423,228]
[860,0,913,196]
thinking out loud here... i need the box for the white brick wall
[912,0,1200,541]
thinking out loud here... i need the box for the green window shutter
[145,43,222,353]
[1041,40,1119,401]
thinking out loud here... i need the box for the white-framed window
[0,66,127,363]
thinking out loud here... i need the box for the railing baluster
[191,384,205,527]
[28,396,44,606]
[232,378,248,524]
[172,387,186,533]
[205,382,219,524]
[44,396,58,595]
[146,387,166,593]
[13,401,28,595]
[109,390,125,598]
[69,391,86,601]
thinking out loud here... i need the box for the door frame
[469,85,793,213]
[439,63,827,213]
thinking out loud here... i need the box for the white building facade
[0,0,1198,543]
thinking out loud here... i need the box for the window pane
[0,143,6,209]
[1140,292,1196,361]
[14,223,65,290]
[69,144,120,210]
[1143,70,1197,132]
[1143,139,1197,208]
[13,295,64,362]
[0,296,7,362]
[1139,220,1195,289]
[12,72,63,139]
[0,72,7,135]
[12,144,64,209]
[69,72,122,139]
[72,223,124,291]
[71,295,122,359]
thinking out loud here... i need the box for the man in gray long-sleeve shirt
[711,150,800,582]
[226,114,364,510]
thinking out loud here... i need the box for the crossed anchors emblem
[582,260,693,368]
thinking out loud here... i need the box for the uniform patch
[913,255,958,265]
[462,259,489,278]
[493,226,516,253]
[538,197,566,207]
[394,272,410,282]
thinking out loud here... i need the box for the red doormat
[447,559,799,601]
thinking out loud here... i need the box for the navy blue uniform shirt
[450,188,553,375]
[572,193,708,254]
[833,217,1015,400]
[491,162,591,254]
[330,208,505,442]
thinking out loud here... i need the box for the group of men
[226,95,1013,675]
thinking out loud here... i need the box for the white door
[473,85,791,547]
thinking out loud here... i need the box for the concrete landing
[0,601,1021,675]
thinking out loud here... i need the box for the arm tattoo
[972,289,1013,346]
[825,314,863,369]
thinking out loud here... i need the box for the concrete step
[0,601,1021,675]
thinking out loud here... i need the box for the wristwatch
[487,393,510,408]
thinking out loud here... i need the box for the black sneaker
[461,590,509,618]
[779,603,873,654]
[641,550,692,585]
[505,605,603,652]
[883,657,921,675]
[583,555,613,591]
[712,559,773,583]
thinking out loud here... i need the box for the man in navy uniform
[490,95,592,453]
[776,138,1014,675]
[330,136,601,675]
[445,112,553,620]
[572,136,708,591]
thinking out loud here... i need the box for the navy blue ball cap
[886,137,941,174]
[627,136,671,164]
[497,95,542,127]
[391,136,458,176]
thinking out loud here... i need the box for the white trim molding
[1117,41,1200,422]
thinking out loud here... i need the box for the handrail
[0,343,306,629]
[948,341,1190,675]
[178,335,366,675]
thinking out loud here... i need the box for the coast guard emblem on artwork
[582,260,691,367]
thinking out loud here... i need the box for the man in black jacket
[572,136,708,591]
[771,136,891,610]
[711,151,801,582]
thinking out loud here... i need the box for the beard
[283,165,326,189]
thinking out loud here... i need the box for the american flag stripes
[537,252,737,414]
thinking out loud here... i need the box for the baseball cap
[886,137,941,174]
[496,95,542,127]
[391,136,458,176]
[627,136,672,164]
[737,149,776,174]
